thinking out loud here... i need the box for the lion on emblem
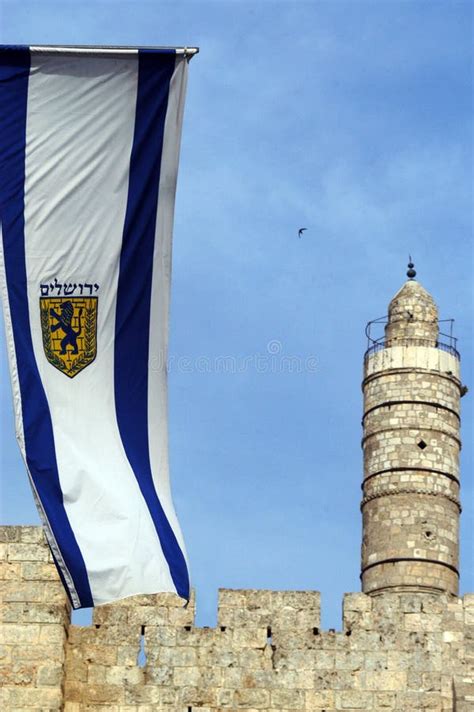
[50,301,83,355]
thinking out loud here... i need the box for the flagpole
[28,45,199,58]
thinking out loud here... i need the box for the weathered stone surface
[0,528,474,712]
[40,586,474,711]
[0,533,472,711]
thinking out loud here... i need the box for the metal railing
[364,317,460,361]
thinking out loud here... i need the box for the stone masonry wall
[0,526,71,710]
[1,526,474,711]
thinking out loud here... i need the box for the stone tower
[361,263,462,596]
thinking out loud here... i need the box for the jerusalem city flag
[0,46,193,608]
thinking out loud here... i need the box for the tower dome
[385,278,439,347]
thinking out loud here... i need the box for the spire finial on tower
[407,255,416,280]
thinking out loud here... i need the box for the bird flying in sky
[298,227,307,238]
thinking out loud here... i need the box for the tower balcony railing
[364,316,460,361]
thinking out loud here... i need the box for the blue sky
[0,0,472,629]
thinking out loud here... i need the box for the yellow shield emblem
[40,297,98,378]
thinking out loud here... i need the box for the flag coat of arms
[0,45,193,608]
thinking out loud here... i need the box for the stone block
[0,561,21,581]
[127,605,169,627]
[311,649,336,669]
[218,588,248,608]
[20,526,47,543]
[0,622,40,644]
[399,593,423,612]
[216,687,235,706]
[0,644,11,664]
[0,526,22,542]
[21,560,61,581]
[105,665,144,685]
[272,648,308,672]
[6,686,63,707]
[0,580,45,603]
[2,601,69,624]
[145,624,176,647]
[335,650,365,670]
[36,662,64,686]
[108,590,192,609]
[0,662,37,685]
[87,663,108,684]
[67,626,96,646]
[404,611,442,632]
[336,690,374,709]
[82,683,124,705]
[7,542,51,562]
[234,688,270,708]
[396,690,443,709]
[64,656,88,682]
[374,690,397,708]
[74,643,117,666]
[168,602,195,626]
[305,689,334,707]
[271,688,305,708]
[464,595,474,626]
[364,651,388,670]
[233,627,267,649]
[85,623,139,644]
[177,684,217,706]
[421,595,446,615]
[39,623,67,644]
[170,646,198,666]
[343,592,372,613]
[115,643,139,666]
[173,664,201,686]
[64,681,85,703]
[144,664,173,685]
[443,630,463,643]
[15,642,66,663]
[175,626,217,647]
[361,670,407,691]
[92,604,130,626]
[222,665,244,687]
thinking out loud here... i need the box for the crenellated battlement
[1,526,473,711]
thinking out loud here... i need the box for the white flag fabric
[0,46,191,608]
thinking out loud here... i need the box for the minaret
[361,262,463,595]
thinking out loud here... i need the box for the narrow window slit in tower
[184,625,192,631]
[137,625,147,668]
[188,707,192,712]
[266,626,273,645]
[313,627,320,635]
[417,439,427,450]
[220,626,226,632]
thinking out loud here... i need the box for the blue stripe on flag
[0,48,93,608]
[141,48,176,54]
[115,51,190,600]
